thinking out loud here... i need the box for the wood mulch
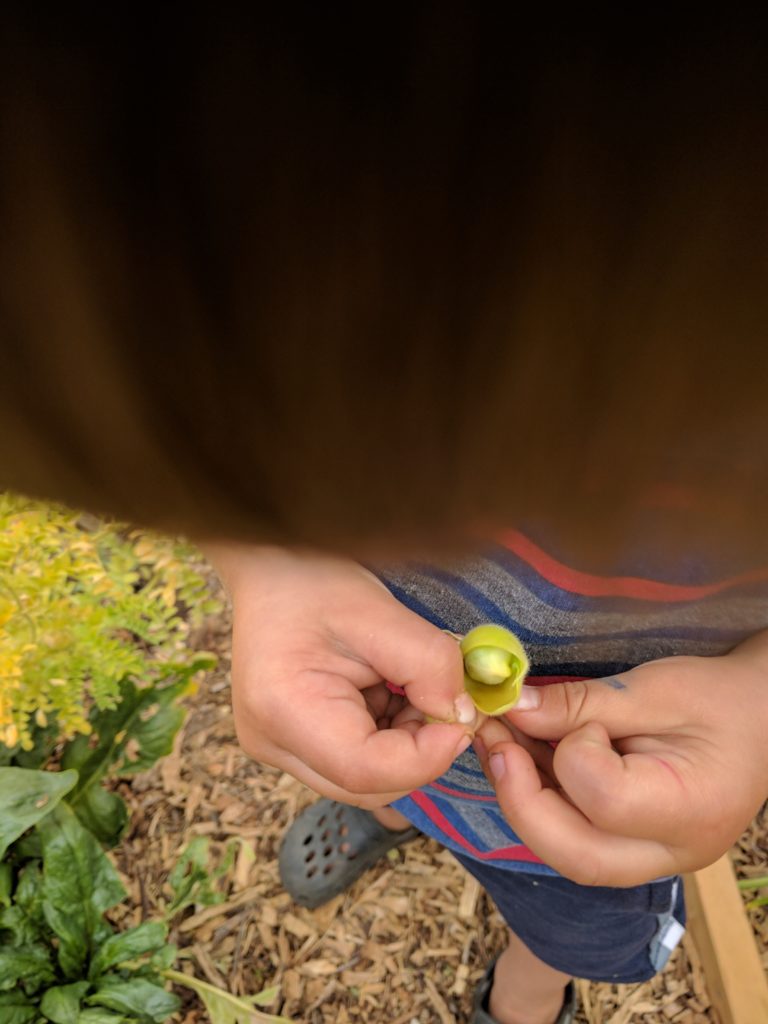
[113,598,768,1023]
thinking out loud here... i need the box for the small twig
[229,911,249,995]
[137,868,150,923]
[192,942,228,989]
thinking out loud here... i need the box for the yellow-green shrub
[0,492,219,751]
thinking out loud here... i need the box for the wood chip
[184,783,205,824]
[191,943,227,989]
[423,977,454,1024]
[458,872,481,921]
[282,912,315,940]
[299,958,339,977]
[233,840,255,889]
[281,968,303,1000]
[178,884,265,932]
[450,963,470,997]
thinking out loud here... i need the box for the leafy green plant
[0,770,289,1024]
[1,629,213,850]
[0,654,198,1023]
[0,496,291,1022]
[0,768,177,1023]
[162,836,237,920]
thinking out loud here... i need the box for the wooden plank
[683,855,768,1024]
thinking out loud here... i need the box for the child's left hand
[474,629,768,887]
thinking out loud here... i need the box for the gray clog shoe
[278,799,419,909]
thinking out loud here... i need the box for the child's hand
[475,630,768,886]
[206,544,476,808]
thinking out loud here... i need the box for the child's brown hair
[1,12,766,561]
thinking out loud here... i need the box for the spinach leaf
[69,786,128,849]
[76,1011,130,1024]
[0,943,55,994]
[89,922,167,980]
[40,981,90,1024]
[0,904,43,946]
[38,803,125,978]
[14,861,46,931]
[87,977,179,1023]
[0,768,78,859]
[0,990,40,1024]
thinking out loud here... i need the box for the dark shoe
[472,956,578,1024]
[278,799,420,909]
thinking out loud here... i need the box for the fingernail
[454,692,478,725]
[489,752,506,780]
[515,685,541,711]
[455,734,472,756]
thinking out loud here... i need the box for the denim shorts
[453,852,686,983]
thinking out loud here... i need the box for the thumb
[504,673,659,741]
[338,593,476,727]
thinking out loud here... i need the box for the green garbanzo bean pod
[460,624,530,715]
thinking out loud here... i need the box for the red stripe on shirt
[410,791,545,864]
[498,529,768,601]
[429,782,498,802]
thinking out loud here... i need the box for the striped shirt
[379,528,768,873]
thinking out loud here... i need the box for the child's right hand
[205,544,476,808]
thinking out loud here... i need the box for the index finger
[276,682,472,794]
